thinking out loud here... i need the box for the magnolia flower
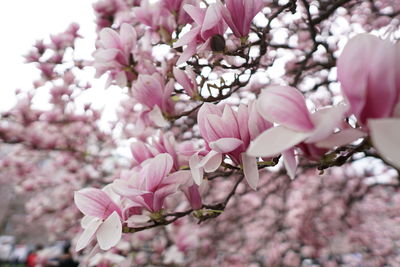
[93,23,137,88]
[74,187,123,251]
[161,0,198,25]
[173,66,198,98]
[191,102,272,189]
[133,1,176,42]
[130,132,181,171]
[177,170,203,210]
[247,86,364,177]
[221,0,264,38]
[337,34,400,168]
[131,73,175,127]
[112,154,185,212]
[173,3,227,65]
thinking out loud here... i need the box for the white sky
[0,0,98,111]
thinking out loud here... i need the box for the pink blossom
[93,23,137,87]
[337,34,400,126]
[112,154,184,212]
[130,132,181,171]
[74,187,123,251]
[337,34,400,168]
[221,0,264,38]
[247,86,364,178]
[173,3,227,65]
[178,171,203,210]
[131,73,175,127]
[161,0,197,25]
[133,1,176,42]
[191,101,272,189]
[173,66,198,98]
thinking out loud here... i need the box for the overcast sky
[0,0,97,111]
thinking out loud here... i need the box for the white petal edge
[316,128,366,149]
[149,106,169,128]
[76,218,102,251]
[209,138,243,153]
[282,149,297,180]
[307,104,348,143]
[369,118,400,169]
[241,153,259,190]
[81,215,97,229]
[96,211,122,250]
[247,126,311,157]
[199,150,222,173]
[189,153,204,185]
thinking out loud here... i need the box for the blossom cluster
[1,0,400,265]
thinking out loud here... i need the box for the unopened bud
[211,34,225,52]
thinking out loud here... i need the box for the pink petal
[221,4,240,37]
[142,153,173,191]
[282,149,297,179]
[337,34,400,124]
[197,103,223,142]
[221,105,240,138]
[369,119,400,169]
[247,126,311,157]
[209,138,243,153]
[164,170,192,185]
[81,215,96,228]
[337,34,376,119]
[189,153,204,185]
[96,211,122,250]
[131,74,165,109]
[76,218,102,251]
[74,188,120,219]
[199,150,222,172]
[153,183,180,211]
[173,67,192,90]
[247,100,272,140]
[176,41,198,65]
[306,104,348,143]
[316,128,366,149]
[237,104,251,145]
[120,23,137,54]
[149,106,169,127]
[131,141,153,165]
[241,153,259,190]
[112,179,149,198]
[242,0,264,36]
[185,183,203,210]
[93,49,119,61]
[362,38,400,121]
[115,71,127,88]
[257,86,315,132]
[201,3,224,39]
[99,28,121,48]
[174,26,201,48]
[183,5,205,25]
